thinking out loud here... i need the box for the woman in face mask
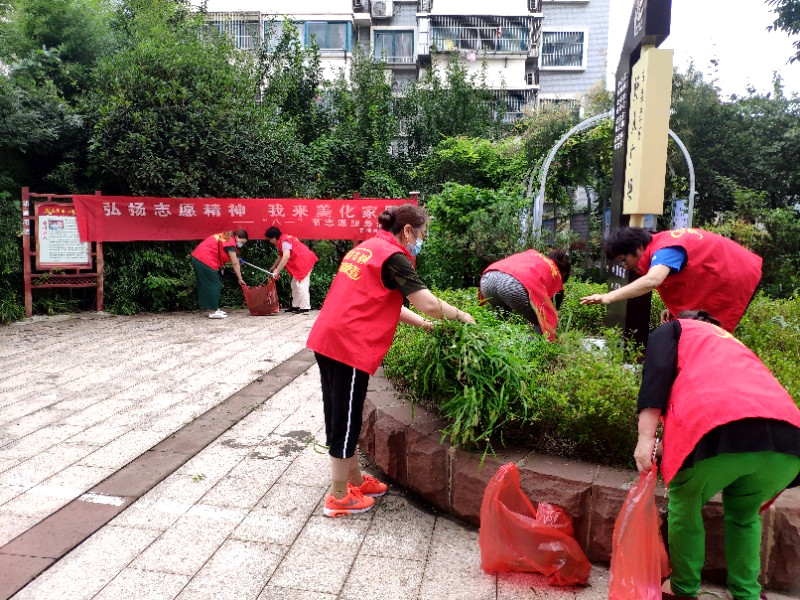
[190,228,248,319]
[478,249,571,341]
[307,204,476,518]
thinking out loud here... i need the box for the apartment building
[200,0,609,117]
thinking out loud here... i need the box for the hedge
[383,281,800,467]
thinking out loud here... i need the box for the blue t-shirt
[650,246,687,274]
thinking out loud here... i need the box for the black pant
[315,352,370,459]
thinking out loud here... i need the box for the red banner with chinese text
[73,196,417,242]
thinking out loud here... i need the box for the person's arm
[272,250,291,278]
[580,264,670,305]
[227,249,245,285]
[406,288,476,324]
[633,321,680,472]
[400,306,433,331]
[634,408,662,472]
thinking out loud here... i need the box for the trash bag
[608,466,670,600]
[479,462,591,586]
[241,280,279,316]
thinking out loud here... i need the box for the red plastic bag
[479,462,591,586]
[241,280,279,316]
[608,466,671,599]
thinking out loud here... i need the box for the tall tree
[766,0,800,63]
[86,0,308,197]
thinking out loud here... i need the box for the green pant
[192,257,222,310]
[667,451,800,599]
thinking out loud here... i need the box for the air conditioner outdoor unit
[371,0,393,18]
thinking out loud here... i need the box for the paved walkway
[0,311,796,600]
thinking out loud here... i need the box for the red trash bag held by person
[479,462,591,586]
[241,280,279,316]
[608,465,671,599]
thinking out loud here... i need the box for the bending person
[191,229,248,319]
[479,249,571,341]
[265,226,319,314]
[634,310,800,600]
[307,204,475,518]
[580,227,761,332]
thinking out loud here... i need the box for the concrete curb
[360,367,800,594]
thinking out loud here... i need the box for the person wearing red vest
[191,229,248,319]
[634,310,800,600]
[479,249,571,341]
[265,227,319,314]
[307,204,476,517]
[580,227,762,332]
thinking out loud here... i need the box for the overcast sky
[607,0,800,98]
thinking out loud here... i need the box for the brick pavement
[0,311,796,599]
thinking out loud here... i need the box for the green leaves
[384,284,643,466]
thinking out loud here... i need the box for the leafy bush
[416,183,529,289]
[736,293,800,401]
[384,286,642,466]
[383,283,799,468]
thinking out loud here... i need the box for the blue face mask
[407,236,423,256]
[236,241,245,248]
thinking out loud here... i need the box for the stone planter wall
[360,368,800,594]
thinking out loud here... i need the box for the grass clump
[383,281,799,468]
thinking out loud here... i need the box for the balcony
[353,0,372,26]
[418,15,542,57]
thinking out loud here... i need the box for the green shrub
[383,285,799,468]
[736,293,800,402]
[384,287,642,465]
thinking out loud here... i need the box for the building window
[209,20,259,50]
[541,30,586,68]
[264,20,284,51]
[373,30,414,64]
[305,21,350,51]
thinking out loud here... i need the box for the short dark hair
[233,229,249,240]
[604,227,652,260]
[675,309,722,327]
[265,226,281,240]
[377,204,428,234]
[548,249,571,282]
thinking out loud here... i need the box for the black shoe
[284,307,299,312]
[294,308,311,314]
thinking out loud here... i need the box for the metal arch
[532,111,612,236]
[531,112,696,234]
[667,129,696,228]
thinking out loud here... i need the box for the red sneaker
[324,488,374,517]
[349,474,388,497]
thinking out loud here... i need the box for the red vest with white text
[191,233,236,270]
[279,234,318,281]
[637,228,761,332]
[659,319,800,484]
[481,250,563,341]
[307,230,409,374]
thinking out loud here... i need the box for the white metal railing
[427,16,538,54]
[207,12,262,51]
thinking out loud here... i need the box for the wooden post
[94,190,104,313]
[21,187,33,318]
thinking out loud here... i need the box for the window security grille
[541,31,584,67]
[430,18,532,53]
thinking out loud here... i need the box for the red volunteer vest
[307,230,410,374]
[660,319,800,484]
[279,234,318,281]
[637,228,762,332]
[191,233,236,270]
[481,250,563,341]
